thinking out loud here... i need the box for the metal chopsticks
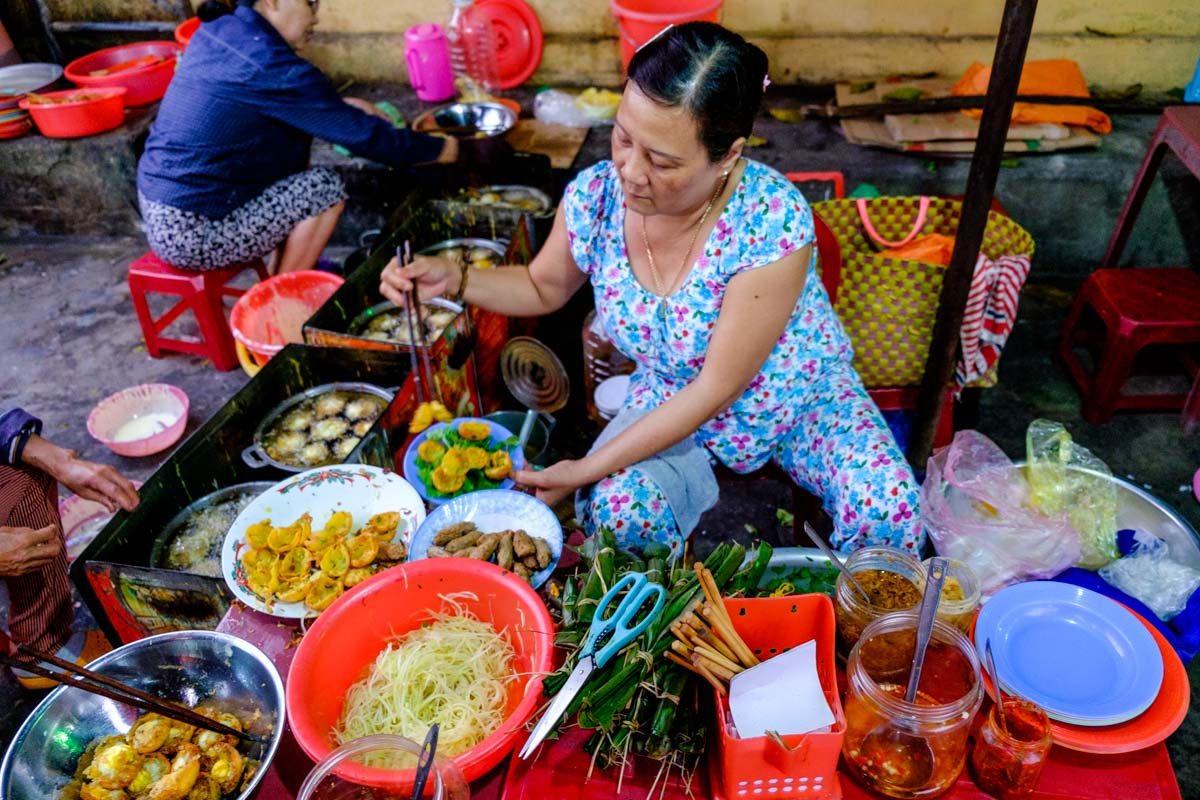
[0,645,257,743]
[399,242,428,404]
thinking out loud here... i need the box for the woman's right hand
[379,254,458,306]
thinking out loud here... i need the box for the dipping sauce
[111,412,178,442]
[843,613,983,799]
[834,546,925,660]
[970,698,1052,800]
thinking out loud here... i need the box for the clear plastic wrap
[1099,530,1200,620]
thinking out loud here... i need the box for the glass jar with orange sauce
[923,557,981,635]
[842,611,984,799]
[834,546,926,661]
[970,697,1053,800]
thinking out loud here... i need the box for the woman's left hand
[513,460,589,508]
[343,97,390,120]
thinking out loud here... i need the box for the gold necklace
[641,170,730,299]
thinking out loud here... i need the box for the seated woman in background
[137,0,470,274]
[381,23,922,556]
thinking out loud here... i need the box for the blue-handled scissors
[518,571,667,759]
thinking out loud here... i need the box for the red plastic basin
[65,41,183,106]
[230,270,344,366]
[19,87,127,138]
[175,17,201,46]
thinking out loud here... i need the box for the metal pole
[907,0,1040,468]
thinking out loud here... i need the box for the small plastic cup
[297,734,470,800]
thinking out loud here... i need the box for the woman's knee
[579,469,684,556]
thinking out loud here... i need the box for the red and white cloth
[955,252,1032,392]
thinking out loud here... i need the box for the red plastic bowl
[19,87,127,138]
[230,270,343,366]
[287,559,555,792]
[65,41,183,106]
[175,17,201,46]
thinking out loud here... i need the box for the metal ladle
[859,557,948,791]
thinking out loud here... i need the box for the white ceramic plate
[220,466,425,618]
[408,489,561,588]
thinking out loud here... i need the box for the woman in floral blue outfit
[382,23,922,555]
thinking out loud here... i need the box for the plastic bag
[533,89,604,128]
[922,430,1081,596]
[1025,419,1118,569]
[1099,530,1200,620]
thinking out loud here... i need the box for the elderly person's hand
[343,97,391,120]
[379,254,461,307]
[21,436,139,514]
[0,524,60,576]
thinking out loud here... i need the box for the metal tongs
[398,241,438,402]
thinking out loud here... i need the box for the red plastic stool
[1058,107,1200,424]
[128,252,269,372]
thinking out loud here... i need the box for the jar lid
[594,374,631,418]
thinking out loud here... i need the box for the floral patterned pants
[579,369,923,556]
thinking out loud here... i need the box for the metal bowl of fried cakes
[0,630,286,800]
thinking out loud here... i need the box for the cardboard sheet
[506,120,590,169]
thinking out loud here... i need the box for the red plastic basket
[714,595,845,799]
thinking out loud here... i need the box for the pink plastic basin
[87,383,189,457]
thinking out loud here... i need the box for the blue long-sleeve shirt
[0,408,41,465]
[137,4,445,218]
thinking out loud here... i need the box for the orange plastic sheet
[881,233,957,266]
[952,59,1112,134]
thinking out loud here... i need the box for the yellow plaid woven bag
[812,196,1035,388]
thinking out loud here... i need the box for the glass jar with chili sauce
[842,612,983,798]
[834,546,926,662]
[970,697,1052,800]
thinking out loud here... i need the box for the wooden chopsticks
[0,645,257,744]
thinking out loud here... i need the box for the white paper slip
[728,639,835,739]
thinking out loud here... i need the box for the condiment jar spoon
[803,521,871,602]
[985,639,1009,735]
[859,557,948,791]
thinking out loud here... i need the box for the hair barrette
[636,23,674,53]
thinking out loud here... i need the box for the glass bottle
[582,309,635,423]
[843,612,984,799]
[833,546,926,662]
[970,698,1053,800]
[445,0,498,99]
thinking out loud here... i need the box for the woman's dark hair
[196,0,255,22]
[626,22,768,163]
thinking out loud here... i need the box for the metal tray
[416,236,508,262]
[241,381,394,472]
[454,185,555,217]
[346,296,464,345]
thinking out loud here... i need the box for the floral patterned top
[564,158,856,473]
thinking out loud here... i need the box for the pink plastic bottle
[405,23,456,103]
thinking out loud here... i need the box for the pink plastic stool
[127,252,269,371]
[1058,107,1200,424]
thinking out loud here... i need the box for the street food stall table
[217,602,1182,800]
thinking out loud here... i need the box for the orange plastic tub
[65,41,182,106]
[230,270,343,367]
[175,17,201,46]
[713,594,845,799]
[286,558,555,793]
[19,87,127,138]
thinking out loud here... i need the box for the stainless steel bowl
[456,184,555,217]
[347,296,464,341]
[411,102,516,139]
[242,382,395,472]
[0,631,286,800]
[417,237,507,261]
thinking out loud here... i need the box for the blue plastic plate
[409,489,562,588]
[402,417,525,507]
[975,581,1164,725]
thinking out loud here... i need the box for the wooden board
[506,119,590,169]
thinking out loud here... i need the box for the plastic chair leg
[1080,325,1140,424]
[128,275,163,358]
